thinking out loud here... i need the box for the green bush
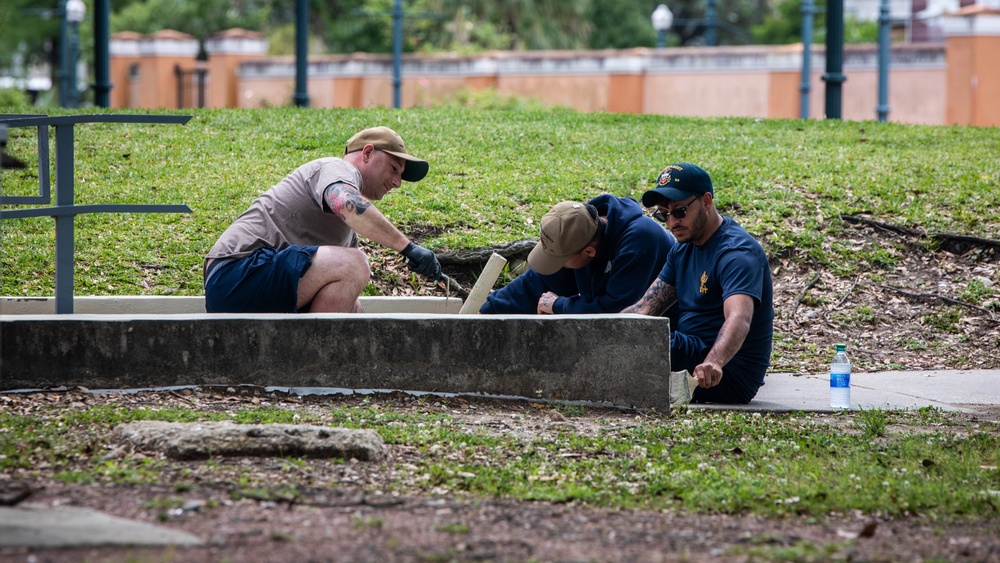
[0,87,31,109]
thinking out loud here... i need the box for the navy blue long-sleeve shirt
[480,194,675,314]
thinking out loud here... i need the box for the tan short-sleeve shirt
[206,157,362,260]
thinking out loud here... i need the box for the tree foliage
[752,0,879,45]
[0,0,62,69]
[111,0,271,42]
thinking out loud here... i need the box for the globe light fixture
[65,0,86,22]
[651,4,674,48]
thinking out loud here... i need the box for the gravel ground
[2,391,999,563]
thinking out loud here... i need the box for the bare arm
[621,277,677,316]
[694,293,755,388]
[324,183,409,252]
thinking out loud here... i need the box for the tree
[440,0,593,50]
[587,0,659,49]
[752,0,878,45]
[111,0,271,54]
[0,0,61,70]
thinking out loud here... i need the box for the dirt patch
[8,484,1000,562]
[3,391,1000,562]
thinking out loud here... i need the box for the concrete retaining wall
[0,313,672,412]
[0,296,462,315]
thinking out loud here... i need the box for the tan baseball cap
[527,202,599,275]
[344,126,429,182]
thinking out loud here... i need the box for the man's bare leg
[296,246,370,312]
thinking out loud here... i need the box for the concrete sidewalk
[0,504,202,549]
[698,369,1000,413]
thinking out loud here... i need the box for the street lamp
[392,0,403,109]
[65,0,86,108]
[652,4,673,48]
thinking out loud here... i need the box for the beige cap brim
[527,241,572,276]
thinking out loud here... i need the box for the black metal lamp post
[64,0,86,108]
[876,0,891,122]
[800,0,815,118]
[92,0,112,107]
[392,0,404,108]
[706,0,717,46]
[823,0,846,119]
[294,0,309,107]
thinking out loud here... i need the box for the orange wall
[496,75,611,112]
[768,71,802,119]
[108,55,138,109]
[207,54,263,108]
[839,68,947,124]
[645,72,772,118]
[127,56,198,109]
[947,37,975,125]
[108,34,1000,127]
[974,37,1000,126]
[608,74,644,114]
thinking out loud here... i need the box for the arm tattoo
[324,183,372,219]
[623,278,677,316]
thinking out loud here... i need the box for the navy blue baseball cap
[641,163,713,206]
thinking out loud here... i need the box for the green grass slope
[2,107,998,298]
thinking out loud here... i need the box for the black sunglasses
[652,196,699,222]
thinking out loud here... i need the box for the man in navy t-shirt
[623,163,773,404]
[480,194,675,315]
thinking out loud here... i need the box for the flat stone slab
[1,313,672,412]
[0,504,203,548]
[116,421,387,460]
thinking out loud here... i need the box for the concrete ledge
[0,313,671,411]
[0,295,462,315]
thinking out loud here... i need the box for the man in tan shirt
[204,126,441,313]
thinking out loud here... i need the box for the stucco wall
[645,71,772,118]
[108,28,999,126]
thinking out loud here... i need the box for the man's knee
[312,246,370,283]
[339,247,371,285]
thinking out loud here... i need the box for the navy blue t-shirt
[659,216,773,402]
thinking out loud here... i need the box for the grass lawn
[3,107,998,297]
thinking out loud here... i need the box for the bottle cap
[835,343,846,351]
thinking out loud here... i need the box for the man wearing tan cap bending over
[479,194,675,315]
[204,126,442,313]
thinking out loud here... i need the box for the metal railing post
[0,114,194,314]
[54,123,77,313]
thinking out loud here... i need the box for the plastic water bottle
[830,343,851,409]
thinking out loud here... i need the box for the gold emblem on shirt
[700,271,708,294]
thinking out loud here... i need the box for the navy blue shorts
[670,330,759,405]
[204,246,318,313]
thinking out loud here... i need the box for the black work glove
[400,242,442,280]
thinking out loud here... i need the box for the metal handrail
[0,113,193,314]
